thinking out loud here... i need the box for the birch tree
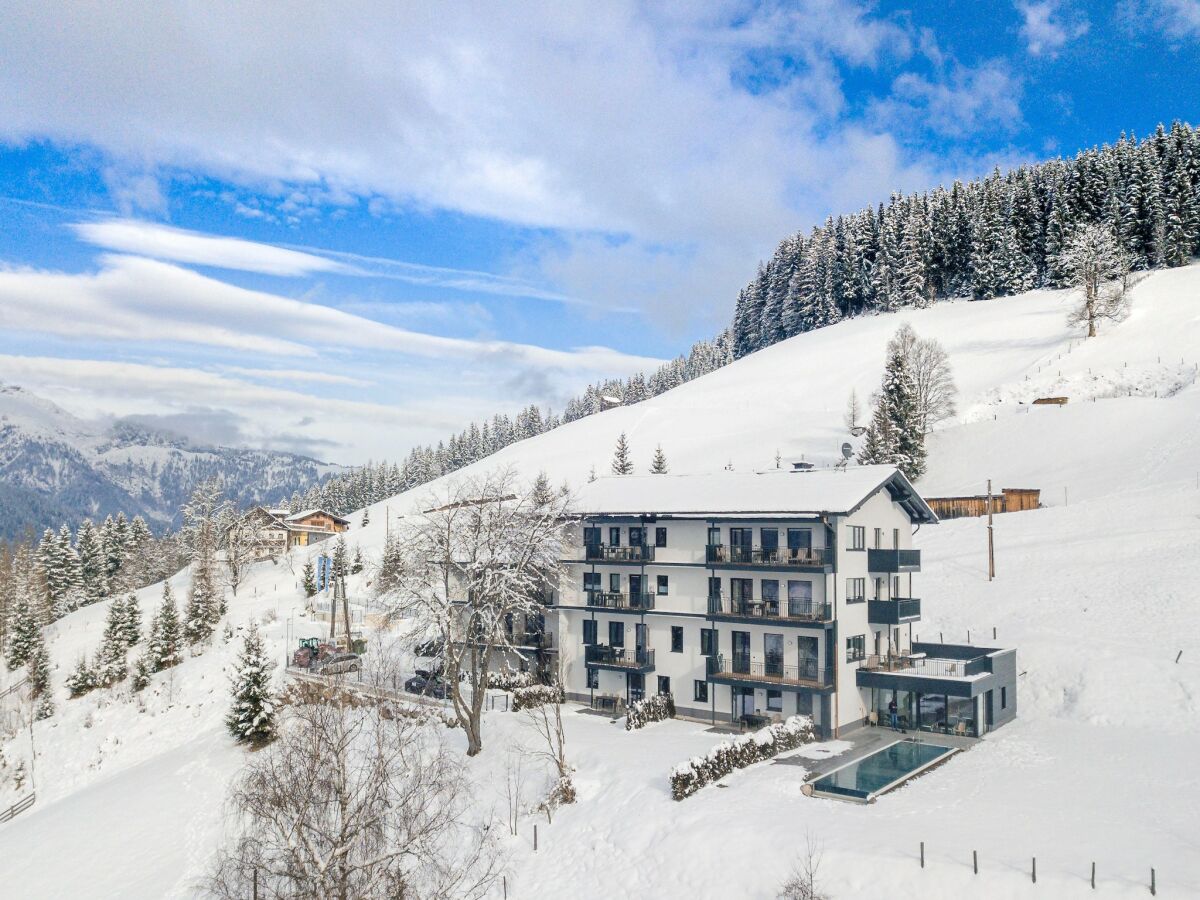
[1057,224,1134,337]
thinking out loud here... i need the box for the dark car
[404,669,451,699]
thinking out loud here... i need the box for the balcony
[707,595,832,626]
[866,548,921,573]
[706,545,832,571]
[513,631,555,651]
[585,544,655,563]
[867,597,922,625]
[706,654,834,690]
[584,590,656,612]
[585,645,656,672]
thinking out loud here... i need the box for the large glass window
[609,621,624,647]
[609,526,621,547]
[846,577,866,602]
[787,528,812,550]
[694,680,708,702]
[767,689,783,712]
[583,619,596,645]
[583,571,600,592]
[848,526,865,550]
[764,633,784,676]
[657,575,669,595]
[761,579,779,615]
[609,572,621,592]
[655,527,667,547]
[583,526,600,546]
[700,628,715,656]
[586,668,599,689]
[846,634,866,662]
[629,526,643,547]
[670,626,683,653]
[657,676,671,696]
[788,580,813,616]
[760,528,779,554]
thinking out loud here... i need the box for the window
[849,525,865,550]
[893,528,900,549]
[657,676,671,695]
[609,526,621,547]
[582,620,597,645]
[700,628,715,656]
[846,634,866,662]
[787,528,812,551]
[760,528,779,552]
[586,668,599,689]
[796,691,813,715]
[609,572,621,592]
[873,527,882,549]
[1001,686,1008,710]
[629,526,643,546]
[583,571,600,592]
[655,527,667,547]
[761,579,779,613]
[670,626,683,653]
[846,577,866,602]
[583,526,600,546]
[707,526,721,547]
[694,680,708,703]
[874,577,885,600]
[767,689,782,712]
[609,621,624,647]
[656,575,669,595]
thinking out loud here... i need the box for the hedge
[670,715,815,800]
[487,670,537,691]
[512,683,565,711]
[625,693,676,731]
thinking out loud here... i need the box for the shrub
[670,715,815,800]
[65,656,98,698]
[487,670,537,691]
[626,692,675,731]
[512,684,564,712]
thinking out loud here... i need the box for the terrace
[707,595,832,625]
[866,548,922,573]
[866,597,922,625]
[585,645,656,672]
[584,590,656,612]
[705,544,833,570]
[706,653,834,690]
[584,544,655,563]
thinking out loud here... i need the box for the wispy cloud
[1015,1,1089,58]
[219,366,375,388]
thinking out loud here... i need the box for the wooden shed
[926,488,1041,520]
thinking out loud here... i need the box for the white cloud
[1015,1,1089,57]
[1133,0,1200,38]
[219,366,375,388]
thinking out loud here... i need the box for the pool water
[810,739,955,801]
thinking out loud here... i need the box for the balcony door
[628,574,642,602]
[764,633,784,676]
[787,528,813,551]
[730,578,753,614]
[629,526,643,547]
[760,528,779,560]
[635,623,648,654]
[730,527,753,563]
[787,580,812,617]
[732,630,751,674]
[797,635,818,679]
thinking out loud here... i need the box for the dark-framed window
[583,526,600,546]
[694,680,708,703]
[767,689,783,712]
[1001,686,1008,710]
[655,527,667,547]
[670,626,683,653]
[582,619,597,645]
[787,528,812,550]
[609,526,621,546]
[656,575,669,595]
[796,691,813,715]
[760,528,779,551]
[586,668,599,689]
[707,526,721,547]
[849,525,865,550]
[609,621,624,647]
[629,526,643,547]
[657,676,671,695]
[846,634,866,662]
[583,571,601,592]
[609,572,621,592]
[700,628,715,656]
[846,577,866,602]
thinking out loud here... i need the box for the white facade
[552,466,935,738]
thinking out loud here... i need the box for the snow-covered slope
[0,383,342,538]
[3,265,1200,898]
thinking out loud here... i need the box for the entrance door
[730,527,753,563]
[628,574,642,604]
[732,631,751,674]
[628,672,645,703]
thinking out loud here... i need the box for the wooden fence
[0,792,35,824]
[926,488,1041,520]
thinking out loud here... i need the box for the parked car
[315,653,361,676]
[404,669,451,699]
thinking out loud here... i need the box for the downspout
[823,514,839,740]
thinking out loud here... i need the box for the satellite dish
[840,442,853,460]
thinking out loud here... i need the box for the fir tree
[226,623,277,746]
[649,445,669,474]
[332,535,349,578]
[131,654,153,692]
[5,585,40,672]
[95,600,130,685]
[611,432,634,475]
[119,594,142,647]
[185,564,220,645]
[350,547,364,575]
[149,584,183,670]
[75,519,108,603]
[302,561,318,598]
[65,655,97,698]
[858,340,927,479]
[26,636,52,707]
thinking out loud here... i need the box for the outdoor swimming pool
[809,739,957,802]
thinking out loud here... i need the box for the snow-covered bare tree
[221,508,262,596]
[843,388,863,434]
[1057,223,1134,337]
[886,324,958,433]
[206,692,500,900]
[386,469,571,755]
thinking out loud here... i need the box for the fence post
[973,850,978,875]
[920,841,924,869]
[1091,862,1095,889]
[533,824,538,852]
[1032,857,1036,884]
[1150,868,1156,896]
[503,876,507,899]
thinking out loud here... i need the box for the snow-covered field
[3,265,1200,897]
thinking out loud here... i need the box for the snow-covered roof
[572,465,937,523]
[285,509,350,524]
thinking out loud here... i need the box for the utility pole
[986,479,995,581]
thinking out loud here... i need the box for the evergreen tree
[149,584,183,670]
[5,585,41,671]
[119,594,142,647]
[185,565,219,645]
[302,561,318,598]
[858,342,927,479]
[226,623,277,746]
[350,547,364,575]
[611,432,634,476]
[332,535,349,578]
[75,519,108,603]
[95,600,130,685]
[65,655,97,698]
[131,654,153,692]
[649,445,669,474]
[26,635,52,710]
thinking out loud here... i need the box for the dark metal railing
[706,545,831,568]
[585,590,656,611]
[585,544,655,562]
[867,597,922,623]
[509,631,554,650]
[707,595,832,623]
[859,653,982,678]
[707,653,833,686]
[585,645,655,669]
[866,548,922,572]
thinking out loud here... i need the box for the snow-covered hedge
[487,670,537,691]
[670,715,815,800]
[625,693,675,731]
[512,684,565,711]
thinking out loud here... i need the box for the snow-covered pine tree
[5,584,41,671]
[650,445,669,474]
[332,535,348,578]
[95,600,129,686]
[1056,223,1133,337]
[131,654,153,692]
[302,561,317,598]
[185,564,219,645]
[856,394,897,468]
[226,623,277,746]
[75,519,108,604]
[149,584,183,670]
[350,547,364,575]
[611,433,634,476]
[119,594,142,646]
[880,343,927,479]
[65,655,97,697]
[26,633,51,706]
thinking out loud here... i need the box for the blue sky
[1,0,1197,462]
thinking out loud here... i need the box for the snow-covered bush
[65,656,98,698]
[625,692,675,731]
[512,684,564,712]
[670,715,815,800]
[487,669,537,691]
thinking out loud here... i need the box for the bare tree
[778,831,828,900]
[522,661,574,811]
[221,508,265,597]
[843,388,863,435]
[1057,223,1134,338]
[886,323,957,434]
[206,692,500,900]
[386,469,571,756]
[503,749,527,836]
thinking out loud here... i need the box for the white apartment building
[554,465,1017,739]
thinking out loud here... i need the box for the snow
[4,265,1200,897]
[573,465,930,518]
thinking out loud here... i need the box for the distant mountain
[0,382,342,540]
